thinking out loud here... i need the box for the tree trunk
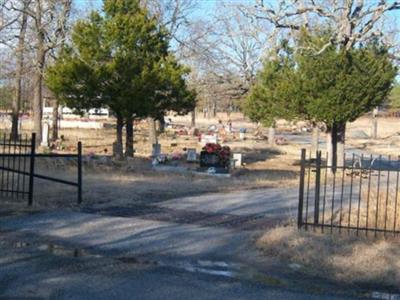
[191,109,196,127]
[371,118,378,139]
[158,116,165,133]
[268,126,275,147]
[227,101,232,118]
[33,62,44,143]
[114,115,123,159]
[311,124,319,156]
[371,108,378,139]
[326,129,333,167]
[125,117,134,157]
[328,122,346,171]
[212,101,217,118]
[11,3,28,141]
[51,99,59,141]
[148,117,158,145]
[337,123,346,168]
[33,0,46,144]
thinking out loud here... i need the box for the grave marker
[186,148,197,162]
[200,134,218,145]
[152,143,161,157]
[232,153,242,168]
[41,122,50,147]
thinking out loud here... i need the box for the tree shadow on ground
[2,153,300,211]
[233,168,298,180]
[232,147,282,164]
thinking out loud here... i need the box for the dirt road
[0,187,367,299]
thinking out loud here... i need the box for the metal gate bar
[0,133,83,205]
[298,149,400,237]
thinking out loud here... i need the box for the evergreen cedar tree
[45,0,196,156]
[389,83,400,109]
[245,33,397,168]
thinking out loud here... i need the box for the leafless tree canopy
[239,0,400,54]
[0,0,399,123]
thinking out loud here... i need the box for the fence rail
[298,149,400,237]
[0,133,82,205]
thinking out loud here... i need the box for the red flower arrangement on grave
[202,143,231,167]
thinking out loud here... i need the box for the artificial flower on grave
[201,143,231,167]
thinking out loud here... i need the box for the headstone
[349,130,369,139]
[373,107,379,118]
[41,122,50,147]
[208,124,217,132]
[232,153,242,168]
[239,128,247,140]
[152,143,161,157]
[201,134,218,145]
[200,151,222,168]
[186,148,197,162]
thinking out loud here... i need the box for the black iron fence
[0,134,33,202]
[298,149,400,236]
[0,133,82,205]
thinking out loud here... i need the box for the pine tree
[244,45,306,146]
[244,55,300,126]
[46,0,195,158]
[246,33,397,168]
[296,34,397,168]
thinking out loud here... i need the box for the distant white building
[43,106,109,117]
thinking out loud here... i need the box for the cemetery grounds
[14,113,400,209]
[2,112,303,209]
[3,113,400,295]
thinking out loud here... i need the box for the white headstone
[233,153,242,168]
[373,107,379,118]
[200,134,218,145]
[41,122,50,147]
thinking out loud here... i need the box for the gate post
[77,141,82,204]
[298,149,306,228]
[28,133,36,206]
[314,151,322,225]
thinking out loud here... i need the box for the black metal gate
[298,149,400,237]
[0,133,82,205]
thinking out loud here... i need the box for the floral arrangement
[202,143,231,167]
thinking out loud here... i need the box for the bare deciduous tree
[0,0,19,33]
[240,0,400,52]
[10,0,72,143]
[144,0,198,42]
[11,0,30,140]
[143,0,201,135]
[175,2,273,119]
[240,0,400,164]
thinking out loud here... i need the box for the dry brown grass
[301,164,400,233]
[5,114,400,213]
[11,115,300,209]
[257,225,400,287]
[338,185,400,233]
[0,114,312,209]
[347,116,400,156]
[0,152,299,210]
